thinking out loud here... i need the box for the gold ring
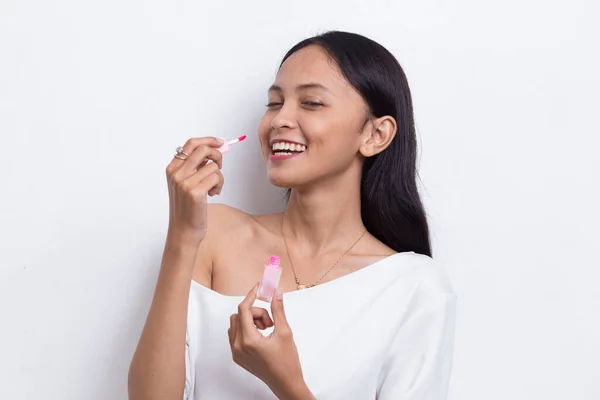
[174,154,187,161]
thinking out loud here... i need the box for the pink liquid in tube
[257,255,282,303]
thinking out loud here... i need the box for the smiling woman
[128,31,457,400]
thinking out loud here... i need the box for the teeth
[271,142,307,153]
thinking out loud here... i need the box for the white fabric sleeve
[183,331,194,400]
[377,292,458,400]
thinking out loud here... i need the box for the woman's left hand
[228,283,314,400]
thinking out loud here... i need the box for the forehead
[274,45,351,92]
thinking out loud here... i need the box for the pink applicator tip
[218,134,248,154]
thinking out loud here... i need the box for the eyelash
[265,101,323,108]
[304,101,323,107]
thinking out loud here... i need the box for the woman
[129,31,457,399]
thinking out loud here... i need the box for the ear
[359,116,397,157]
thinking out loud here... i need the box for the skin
[128,45,399,399]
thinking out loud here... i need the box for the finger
[228,313,238,346]
[207,173,224,197]
[271,288,291,333]
[174,146,224,180]
[189,170,224,198]
[190,145,224,170]
[237,282,259,332]
[181,136,225,157]
[167,137,224,173]
[251,307,274,329]
[254,319,266,330]
[183,162,224,196]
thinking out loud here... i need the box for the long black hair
[280,31,432,257]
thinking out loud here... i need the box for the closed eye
[266,101,323,108]
[303,101,323,107]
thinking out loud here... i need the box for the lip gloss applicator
[218,135,247,154]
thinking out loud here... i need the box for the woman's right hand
[165,137,225,243]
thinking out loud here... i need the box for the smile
[269,140,307,161]
[270,140,307,155]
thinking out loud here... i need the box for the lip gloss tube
[257,256,282,303]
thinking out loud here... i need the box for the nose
[270,103,298,131]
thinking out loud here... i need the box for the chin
[267,170,304,189]
[268,174,293,189]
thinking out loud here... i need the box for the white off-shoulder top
[184,252,457,399]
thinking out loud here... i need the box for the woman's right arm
[128,137,225,400]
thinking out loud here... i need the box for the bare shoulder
[204,204,281,250]
[207,203,253,230]
[362,233,397,258]
[191,203,255,287]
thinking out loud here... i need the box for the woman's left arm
[228,284,316,400]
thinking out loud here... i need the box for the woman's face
[258,45,370,189]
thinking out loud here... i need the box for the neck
[283,169,365,256]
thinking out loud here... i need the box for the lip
[269,152,304,161]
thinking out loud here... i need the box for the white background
[1,1,599,399]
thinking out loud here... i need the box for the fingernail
[275,288,283,300]
[217,137,225,145]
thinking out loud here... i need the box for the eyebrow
[268,83,331,93]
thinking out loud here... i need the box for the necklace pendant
[297,284,306,290]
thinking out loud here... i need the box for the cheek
[258,116,271,143]
[258,115,274,159]
[306,115,359,152]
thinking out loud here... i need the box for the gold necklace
[281,213,368,290]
